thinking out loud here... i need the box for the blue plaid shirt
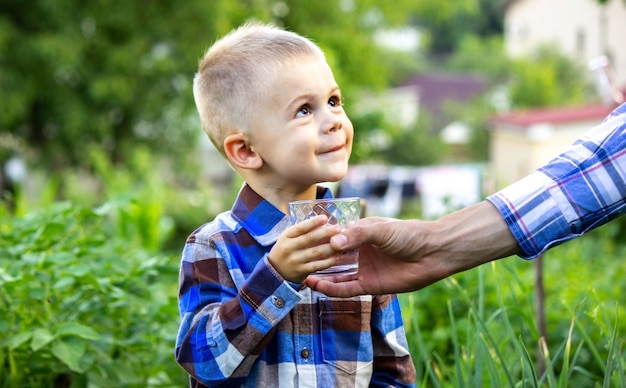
[176,184,416,387]
[488,102,626,259]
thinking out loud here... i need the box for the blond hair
[193,22,325,155]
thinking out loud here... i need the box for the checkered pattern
[488,102,626,259]
[175,184,416,387]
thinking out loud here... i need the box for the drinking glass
[289,197,360,276]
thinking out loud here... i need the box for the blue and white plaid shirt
[175,184,416,387]
[488,102,626,259]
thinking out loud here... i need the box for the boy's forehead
[275,54,333,78]
[263,57,338,100]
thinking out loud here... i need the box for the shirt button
[301,348,310,359]
[273,297,285,308]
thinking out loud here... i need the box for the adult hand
[306,201,520,296]
[305,217,449,296]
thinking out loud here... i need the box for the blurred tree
[1,0,211,170]
[446,35,510,83]
[508,45,594,108]
[5,0,591,182]
[378,114,447,166]
[0,0,470,179]
[413,0,507,58]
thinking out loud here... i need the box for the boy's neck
[245,181,319,215]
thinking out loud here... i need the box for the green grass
[399,225,626,387]
[2,151,625,386]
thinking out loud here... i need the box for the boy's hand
[268,215,341,284]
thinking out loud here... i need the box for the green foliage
[2,2,624,385]
[442,97,500,162]
[0,0,437,174]
[0,201,187,386]
[348,108,446,166]
[1,0,197,168]
[379,120,447,166]
[509,45,595,108]
[414,0,506,54]
[3,0,597,193]
[0,136,241,386]
[446,35,510,83]
[2,156,626,386]
[0,0,519,182]
[344,110,388,164]
[442,37,597,162]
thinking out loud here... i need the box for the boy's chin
[322,171,347,183]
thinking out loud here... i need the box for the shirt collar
[232,184,333,246]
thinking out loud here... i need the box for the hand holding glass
[289,197,360,276]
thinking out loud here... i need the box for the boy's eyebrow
[288,86,341,107]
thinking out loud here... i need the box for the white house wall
[490,119,600,187]
[505,0,626,87]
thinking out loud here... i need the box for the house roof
[489,103,617,128]
[400,72,487,126]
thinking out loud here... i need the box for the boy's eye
[296,105,311,117]
[329,95,342,108]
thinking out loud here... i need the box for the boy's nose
[324,115,343,133]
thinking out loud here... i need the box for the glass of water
[288,197,360,276]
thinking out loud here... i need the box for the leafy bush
[0,201,187,387]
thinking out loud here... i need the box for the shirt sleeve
[175,234,302,386]
[369,294,417,387]
[487,102,626,259]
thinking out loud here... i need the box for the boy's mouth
[321,143,345,154]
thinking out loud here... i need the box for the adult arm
[488,102,626,258]
[308,102,626,297]
[306,200,520,296]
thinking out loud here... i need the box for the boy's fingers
[305,240,339,261]
[306,256,338,274]
[285,215,341,239]
[287,215,326,234]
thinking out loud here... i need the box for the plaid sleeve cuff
[487,172,573,259]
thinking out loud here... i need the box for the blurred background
[3,0,625,225]
[2,0,626,386]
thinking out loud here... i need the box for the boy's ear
[223,133,263,170]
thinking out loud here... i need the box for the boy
[175,22,416,387]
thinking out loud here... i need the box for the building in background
[488,104,616,188]
[504,0,626,90]
[490,0,625,189]
[399,73,487,132]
